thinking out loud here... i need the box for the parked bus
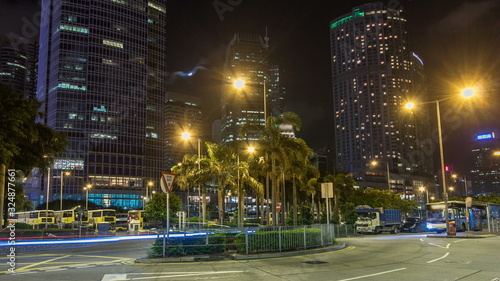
[10,210,55,228]
[88,209,117,233]
[426,201,500,232]
[54,209,89,228]
[127,210,144,232]
[116,213,128,231]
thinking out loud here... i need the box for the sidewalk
[136,243,347,263]
[426,231,500,238]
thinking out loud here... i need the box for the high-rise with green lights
[330,2,433,194]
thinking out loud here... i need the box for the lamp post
[371,160,391,191]
[46,166,51,214]
[419,186,429,204]
[147,181,153,199]
[84,184,92,210]
[236,145,255,228]
[233,78,269,224]
[60,172,70,210]
[182,132,203,227]
[405,88,475,236]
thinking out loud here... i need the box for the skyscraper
[221,33,269,144]
[0,35,38,99]
[37,0,166,209]
[470,132,500,195]
[164,91,202,170]
[330,2,432,193]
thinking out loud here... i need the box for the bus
[10,210,55,228]
[127,210,144,232]
[426,201,500,233]
[116,213,128,231]
[88,209,117,233]
[54,209,88,228]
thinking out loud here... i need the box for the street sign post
[160,172,176,257]
[321,183,333,225]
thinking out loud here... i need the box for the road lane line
[337,268,407,281]
[427,252,449,263]
[429,243,450,249]
[17,255,71,271]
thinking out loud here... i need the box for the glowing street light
[461,88,475,98]
[405,87,475,236]
[370,160,391,191]
[60,171,70,211]
[147,181,153,199]
[84,184,92,210]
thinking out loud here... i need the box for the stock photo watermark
[6,169,17,273]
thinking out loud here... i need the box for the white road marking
[427,252,450,263]
[336,268,407,281]
[101,271,245,281]
[429,243,450,249]
[45,268,68,272]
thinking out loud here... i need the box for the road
[2,233,500,280]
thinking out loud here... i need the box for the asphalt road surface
[2,233,500,281]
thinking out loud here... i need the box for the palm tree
[204,142,236,224]
[285,138,319,226]
[171,154,199,221]
[235,152,263,227]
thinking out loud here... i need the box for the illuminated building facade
[330,2,432,193]
[37,0,167,208]
[470,132,500,195]
[164,91,202,170]
[0,35,38,98]
[221,33,269,144]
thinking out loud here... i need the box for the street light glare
[493,151,500,156]
[233,79,245,89]
[462,88,474,98]
[370,161,378,166]
[248,146,255,153]
[405,102,414,110]
[181,132,191,140]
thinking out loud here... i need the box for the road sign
[276,203,281,212]
[160,172,176,193]
[321,182,333,198]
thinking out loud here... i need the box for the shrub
[149,233,227,257]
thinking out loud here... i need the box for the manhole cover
[445,260,471,264]
[303,261,328,264]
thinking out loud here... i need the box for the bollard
[448,221,456,236]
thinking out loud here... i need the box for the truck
[355,206,401,234]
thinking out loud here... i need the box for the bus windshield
[103,211,116,217]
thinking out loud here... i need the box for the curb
[135,243,347,263]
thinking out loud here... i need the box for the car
[426,218,447,233]
[400,217,426,232]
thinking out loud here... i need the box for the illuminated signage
[476,132,495,140]
[53,159,84,170]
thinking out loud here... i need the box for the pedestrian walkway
[427,231,500,238]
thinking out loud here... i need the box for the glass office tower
[37,0,166,208]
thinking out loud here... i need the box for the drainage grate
[303,261,328,264]
[444,260,471,264]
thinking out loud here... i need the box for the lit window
[103,39,124,49]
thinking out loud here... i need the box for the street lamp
[370,160,391,191]
[84,184,92,210]
[236,145,255,228]
[405,87,475,235]
[60,171,70,210]
[147,181,153,199]
[419,186,429,204]
[182,132,203,226]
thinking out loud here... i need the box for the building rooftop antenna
[264,27,269,51]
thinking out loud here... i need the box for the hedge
[149,233,227,257]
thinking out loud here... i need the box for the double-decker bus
[54,209,88,228]
[88,209,117,233]
[426,201,500,233]
[127,210,144,232]
[10,210,55,228]
[116,213,128,231]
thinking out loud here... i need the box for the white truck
[355,206,402,234]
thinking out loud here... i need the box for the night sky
[1,0,499,174]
